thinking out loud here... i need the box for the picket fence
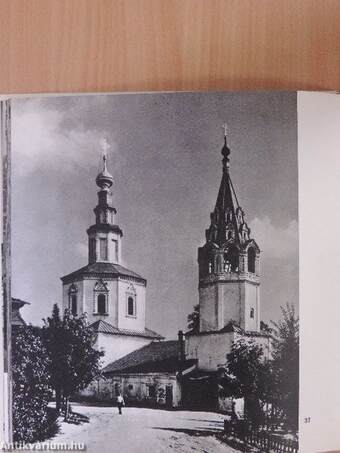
[224,421,298,453]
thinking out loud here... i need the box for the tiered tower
[61,147,163,365]
[198,127,261,332]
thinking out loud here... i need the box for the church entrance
[181,373,218,411]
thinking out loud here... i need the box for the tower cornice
[87,224,123,236]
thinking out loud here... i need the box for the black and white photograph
[4,91,299,452]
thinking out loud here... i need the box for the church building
[61,153,163,366]
[182,129,272,409]
[69,131,271,411]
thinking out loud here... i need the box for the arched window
[127,296,135,316]
[97,294,107,314]
[126,284,137,317]
[224,246,239,272]
[248,248,256,273]
[208,261,213,274]
[250,307,255,319]
[94,280,109,315]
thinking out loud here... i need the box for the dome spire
[221,123,231,172]
[96,138,113,190]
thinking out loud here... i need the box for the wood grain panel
[0,0,339,94]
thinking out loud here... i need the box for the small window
[99,238,108,261]
[248,248,256,273]
[97,294,106,314]
[208,261,213,274]
[148,385,156,398]
[128,384,133,390]
[250,308,255,319]
[71,295,77,316]
[127,296,135,316]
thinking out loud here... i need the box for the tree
[42,304,104,415]
[187,304,200,333]
[221,338,272,426]
[12,326,52,442]
[271,303,299,431]
[260,320,272,334]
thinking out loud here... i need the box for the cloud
[249,216,298,259]
[11,100,116,176]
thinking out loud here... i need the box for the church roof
[102,340,196,374]
[90,319,164,340]
[61,262,146,284]
[185,322,272,338]
[204,133,259,251]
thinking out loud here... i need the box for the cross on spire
[101,137,110,155]
[102,137,111,168]
[101,138,110,170]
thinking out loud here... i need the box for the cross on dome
[101,137,110,156]
[221,123,231,166]
[96,138,114,189]
[222,123,229,137]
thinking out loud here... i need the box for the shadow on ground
[151,426,256,452]
[151,426,222,437]
[65,411,90,425]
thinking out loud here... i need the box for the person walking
[117,393,125,415]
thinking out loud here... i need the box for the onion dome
[96,154,113,190]
[221,123,231,170]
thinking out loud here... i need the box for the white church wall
[221,281,245,329]
[117,279,146,331]
[199,285,217,331]
[186,331,235,371]
[81,373,181,407]
[96,332,151,366]
[243,283,260,331]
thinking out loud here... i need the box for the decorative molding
[126,283,137,318]
[93,279,109,314]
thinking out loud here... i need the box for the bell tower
[198,126,260,332]
[87,144,123,265]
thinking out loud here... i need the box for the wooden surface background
[0,2,339,452]
[0,0,339,94]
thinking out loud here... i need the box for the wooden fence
[224,420,298,453]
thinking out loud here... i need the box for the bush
[12,326,52,442]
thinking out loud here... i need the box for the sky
[11,91,298,339]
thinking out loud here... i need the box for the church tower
[87,153,123,266]
[61,146,163,365]
[185,128,268,372]
[198,127,260,332]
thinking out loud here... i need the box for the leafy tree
[221,338,272,426]
[260,320,272,334]
[187,304,200,333]
[42,304,104,415]
[12,326,52,442]
[271,303,299,431]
